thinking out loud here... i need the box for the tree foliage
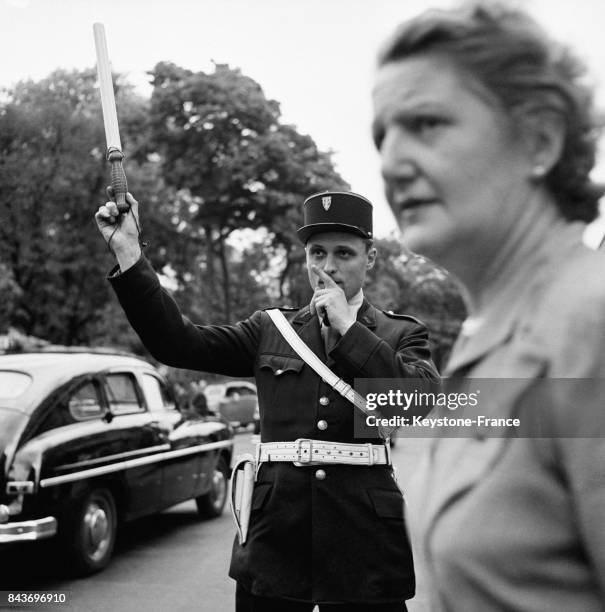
[0,69,112,343]
[143,61,348,322]
[366,238,467,370]
[0,69,166,345]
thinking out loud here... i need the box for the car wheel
[196,456,229,519]
[69,488,117,574]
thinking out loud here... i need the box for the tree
[0,69,156,345]
[144,61,348,322]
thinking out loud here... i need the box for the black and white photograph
[1,0,605,610]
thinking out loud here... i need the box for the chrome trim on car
[55,444,171,471]
[0,516,57,543]
[39,439,233,488]
[6,481,34,495]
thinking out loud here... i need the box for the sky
[2,0,605,245]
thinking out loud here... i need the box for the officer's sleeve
[332,318,439,381]
[108,256,260,376]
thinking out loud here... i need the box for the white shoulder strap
[266,308,371,417]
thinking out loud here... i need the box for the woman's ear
[519,109,566,180]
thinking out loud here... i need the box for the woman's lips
[399,198,438,212]
[399,199,438,219]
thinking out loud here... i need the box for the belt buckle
[293,438,313,466]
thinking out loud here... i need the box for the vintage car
[204,380,260,432]
[0,348,234,574]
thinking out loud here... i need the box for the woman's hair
[377,2,603,222]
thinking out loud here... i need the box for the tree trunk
[204,224,218,299]
[217,236,231,323]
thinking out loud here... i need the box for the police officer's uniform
[109,192,439,609]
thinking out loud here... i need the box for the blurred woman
[373,3,605,610]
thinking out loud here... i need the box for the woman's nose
[380,128,417,185]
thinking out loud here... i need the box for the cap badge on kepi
[322,196,332,211]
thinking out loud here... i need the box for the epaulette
[263,305,300,312]
[382,310,424,325]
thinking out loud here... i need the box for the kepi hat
[296,191,373,244]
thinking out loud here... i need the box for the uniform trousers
[236,584,408,612]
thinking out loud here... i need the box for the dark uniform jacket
[109,256,439,604]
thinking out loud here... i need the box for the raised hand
[95,187,142,271]
[310,265,356,336]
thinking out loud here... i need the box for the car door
[139,372,200,508]
[99,371,165,519]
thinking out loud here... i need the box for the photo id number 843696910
[1,592,68,607]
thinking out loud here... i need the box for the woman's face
[372,54,534,264]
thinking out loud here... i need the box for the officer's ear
[366,247,377,270]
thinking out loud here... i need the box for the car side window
[141,374,176,412]
[68,381,104,421]
[105,373,144,415]
[35,380,103,436]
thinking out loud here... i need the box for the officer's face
[305,232,376,300]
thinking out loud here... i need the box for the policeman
[95,190,439,611]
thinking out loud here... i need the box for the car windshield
[0,371,33,399]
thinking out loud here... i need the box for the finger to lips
[312,265,337,285]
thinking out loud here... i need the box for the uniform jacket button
[275,369,283,375]
[319,396,329,406]
[315,469,326,481]
[317,419,328,431]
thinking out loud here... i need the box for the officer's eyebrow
[306,242,325,250]
[307,242,358,252]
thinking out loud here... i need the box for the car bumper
[0,516,57,543]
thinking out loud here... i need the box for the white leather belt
[256,438,390,466]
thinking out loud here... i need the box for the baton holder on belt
[229,454,256,545]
